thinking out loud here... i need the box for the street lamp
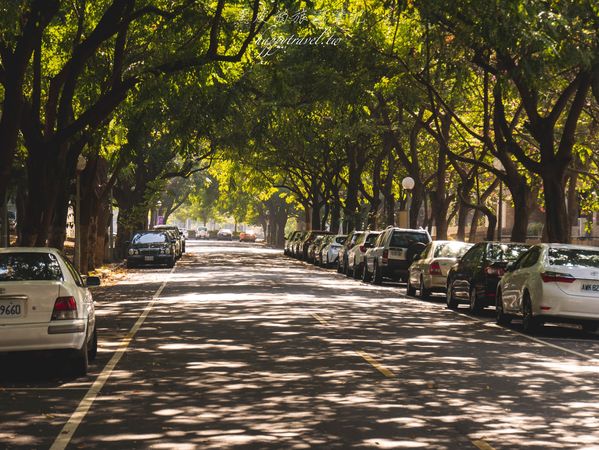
[75,155,87,271]
[401,176,415,228]
[156,200,162,226]
[493,158,505,242]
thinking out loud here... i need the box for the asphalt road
[1,240,599,450]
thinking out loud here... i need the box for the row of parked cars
[285,227,599,334]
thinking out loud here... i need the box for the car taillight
[541,271,576,283]
[382,249,388,264]
[485,266,505,277]
[52,296,78,320]
[359,245,366,252]
[430,262,442,276]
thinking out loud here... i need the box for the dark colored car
[446,241,531,312]
[291,231,308,258]
[154,224,185,254]
[217,229,233,241]
[307,235,327,264]
[126,231,177,268]
[285,231,304,256]
[337,231,365,274]
[299,231,334,260]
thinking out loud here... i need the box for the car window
[0,253,63,282]
[133,232,167,244]
[548,248,599,268]
[335,236,347,244]
[390,231,429,247]
[487,244,530,262]
[462,244,485,264]
[61,254,84,286]
[365,233,380,244]
[519,247,541,268]
[434,242,472,258]
[355,234,366,245]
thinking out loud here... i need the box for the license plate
[581,284,599,292]
[389,249,404,259]
[144,256,154,261]
[0,300,24,318]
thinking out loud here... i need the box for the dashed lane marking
[311,312,330,326]
[355,350,396,378]
[49,265,176,450]
[472,439,497,450]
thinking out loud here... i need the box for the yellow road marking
[312,312,330,326]
[472,439,496,450]
[355,350,395,378]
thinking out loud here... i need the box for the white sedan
[497,243,599,333]
[0,247,100,375]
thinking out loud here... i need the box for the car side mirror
[85,276,101,287]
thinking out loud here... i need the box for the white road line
[50,266,175,450]
[450,308,599,363]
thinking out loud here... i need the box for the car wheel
[353,262,361,280]
[126,260,135,269]
[345,259,352,277]
[522,293,541,333]
[88,326,98,361]
[469,287,483,314]
[582,322,599,333]
[71,333,90,377]
[419,277,431,300]
[337,259,343,273]
[372,261,383,285]
[406,278,416,296]
[495,290,512,326]
[167,257,175,268]
[446,282,458,310]
[362,260,371,282]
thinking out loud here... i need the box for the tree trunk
[542,169,570,243]
[468,210,480,242]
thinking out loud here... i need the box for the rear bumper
[127,255,173,265]
[0,320,86,353]
[425,275,449,291]
[381,260,411,280]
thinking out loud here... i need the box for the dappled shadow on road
[64,245,599,450]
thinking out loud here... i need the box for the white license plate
[144,256,154,261]
[581,284,599,292]
[0,300,24,318]
[389,250,404,259]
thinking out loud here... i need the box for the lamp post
[493,158,505,242]
[401,176,415,228]
[75,155,87,271]
[156,200,162,226]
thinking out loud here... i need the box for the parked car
[239,232,257,242]
[127,230,177,268]
[217,229,233,241]
[154,224,185,254]
[347,231,381,279]
[407,240,473,298]
[285,231,303,255]
[0,247,100,375]
[338,231,364,274]
[497,244,599,333]
[299,231,334,260]
[307,235,326,263]
[197,226,209,240]
[446,241,531,312]
[320,235,347,268]
[363,226,432,284]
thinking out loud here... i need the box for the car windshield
[390,231,429,247]
[434,242,472,258]
[548,248,599,268]
[335,236,347,244]
[0,253,63,282]
[487,244,529,262]
[365,233,380,244]
[132,233,167,244]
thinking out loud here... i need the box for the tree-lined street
[2,240,599,449]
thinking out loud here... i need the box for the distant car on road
[446,241,530,312]
[347,230,381,279]
[320,234,347,268]
[497,244,599,333]
[0,247,100,376]
[217,229,233,241]
[197,226,209,240]
[407,240,473,298]
[153,224,185,254]
[338,231,364,274]
[127,230,177,268]
[239,232,256,242]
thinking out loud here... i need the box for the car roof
[544,243,599,251]
[386,227,429,233]
[0,247,61,254]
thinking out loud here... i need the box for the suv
[363,226,431,284]
[197,226,209,240]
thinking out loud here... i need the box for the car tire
[407,278,416,296]
[362,260,371,282]
[446,282,458,310]
[469,287,483,314]
[522,293,541,333]
[495,290,512,326]
[353,262,361,280]
[419,276,431,300]
[126,260,135,269]
[167,257,175,268]
[582,322,599,333]
[88,326,98,361]
[372,261,383,285]
[71,333,90,377]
